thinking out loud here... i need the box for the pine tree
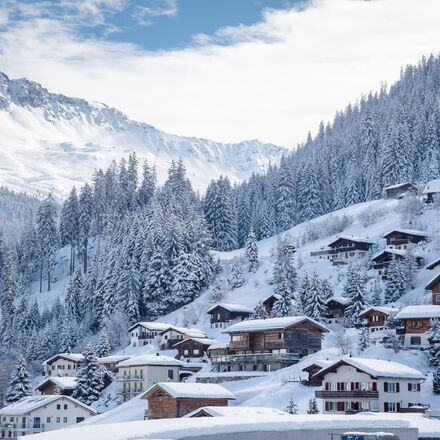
[271,293,293,317]
[78,183,94,273]
[138,160,156,207]
[252,301,269,319]
[245,227,259,273]
[286,397,299,414]
[96,328,111,358]
[369,278,383,306]
[385,258,407,303]
[429,319,440,366]
[65,270,84,322]
[304,271,326,321]
[228,258,244,289]
[273,236,297,296]
[344,265,367,323]
[59,320,77,354]
[307,397,319,414]
[358,327,371,352]
[6,355,32,403]
[60,187,79,275]
[73,344,104,405]
[433,364,440,394]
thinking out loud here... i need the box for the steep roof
[208,342,229,350]
[383,228,428,238]
[207,303,254,314]
[117,354,182,368]
[325,296,351,306]
[142,382,236,400]
[396,305,440,320]
[328,235,374,246]
[426,258,440,270]
[173,338,218,348]
[223,316,328,334]
[97,355,131,364]
[423,179,440,194]
[302,359,333,372]
[313,357,423,380]
[184,406,287,418]
[158,326,207,338]
[371,248,407,261]
[384,182,415,190]
[358,306,399,318]
[36,376,78,391]
[425,273,440,290]
[128,321,173,332]
[42,353,84,366]
[0,395,96,416]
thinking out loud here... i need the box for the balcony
[211,352,300,365]
[315,390,379,399]
[138,334,154,340]
[117,375,144,382]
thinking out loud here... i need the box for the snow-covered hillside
[0,72,285,196]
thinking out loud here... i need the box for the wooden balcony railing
[315,390,379,399]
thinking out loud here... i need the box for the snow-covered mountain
[0,72,285,196]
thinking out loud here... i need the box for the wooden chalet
[173,338,217,361]
[425,273,440,305]
[207,303,253,328]
[371,249,406,278]
[383,182,417,199]
[311,236,374,265]
[302,360,333,387]
[262,294,281,315]
[423,178,440,203]
[325,296,350,319]
[35,377,77,396]
[159,327,206,350]
[211,317,328,373]
[383,229,428,250]
[358,306,399,331]
[142,382,235,420]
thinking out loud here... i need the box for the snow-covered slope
[0,72,285,195]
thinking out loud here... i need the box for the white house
[116,354,182,401]
[0,395,96,438]
[159,326,207,350]
[128,322,173,347]
[314,358,424,414]
[395,305,440,347]
[42,353,84,377]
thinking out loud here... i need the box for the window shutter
[408,383,411,391]
[397,402,401,412]
[337,402,344,412]
[396,383,400,393]
[351,382,355,391]
[325,402,330,412]
[384,402,388,412]
[325,382,330,391]
[372,382,377,391]
[417,383,421,391]
[384,382,388,392]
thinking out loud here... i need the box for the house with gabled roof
[262,294,281,315]
[325,296,351,319]
[426,257,440,273]
[425,272,440,305]
[207,303,253,328]
[383,229,428,250]
[42,353,84,377]
[371,249,423,278]
[36,377,77,396]
[141,382,235,420]
[358,306,399,332]
[159,326,207,350]
[314,357,425,414]
[423,178,440,203]
[0,395,96,439]
[128,322,173,347]
[383,182,417,199]
[173,338,217,362]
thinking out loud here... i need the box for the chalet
[262,294,281,315]
[325,296,350,319]
[383,182,417,199]
[35,377,77,396]
[141,382,236,420]
[302,360,333,386]
[425,273,440,305]
[129,322,173,347]
[97,355,131,373]
[42,353,84,377]
[426,257,440,273]
[174,338,217,362]
[159,326,207,350]
[423,178,440,203]
[383,229,428,250]
[207,303,253,328]
[212,316,328,373]
[314,357,425,414]
[116,354,182,401]
[183,406,287,418]
[310,236,374,265]
[0,395,96,439]
[395,305,440,347]
[371,249,420,278]
[358,306,399,332]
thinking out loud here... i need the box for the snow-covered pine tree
[271,293,293,318]
[78,183,94,273]
[358,327,371,352]
[286,397,299,414]
[65,270,84,323]
[245,227,259,273]
[96,328,111,358]
[73,344,104,405]
[384,258,407,303]
[307,397,319,414]
[304,271,326,321]
[344,265,367,323]
[428,319,440,366]
[275,156,295,231]
[434,364,440,394]
[137,160,156,208]
[369,278,383,306]
[59,187,79,275]
[273,236,297,296]
[228,258,244,289]
[252,301,269,319]
[59,320,77,354]
[6,355,32,403]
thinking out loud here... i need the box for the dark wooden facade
[328,237,373,252]
[207,305,252,327]
[383,230,427,248]
[302,363,326,386]
[384,183,417,199]
[425,274,440,305]
[174,338,211,359]
[325,298,348,319]
[262,294,280,315]
[358,308,392,329]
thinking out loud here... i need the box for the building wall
[0,398,94,438]
[176,340,208,360]
[130,325,160,347]
[45,359,80,377]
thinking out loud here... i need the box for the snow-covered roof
[383,228,428,238]
[128,321,173,332]
[42,353,84,366]
[426,258,440,270]
[184,406,287,418]
[98,355,131,364]
[223,316,328,333]
[396,305,440,320]
[325,296,351,305]
[371,248,407,261]
[329,235,374,246]
[173,337,217,348]
[314,357,423,380]
[302,359,334,371]
[116,354,182,368]
[143,382,236,400]
[208,342,229,350]
[0,395,96,416]
[36,376,78,391]
[384,182,415,190]
[423,179,440,194]
[263,293,282,302]
[358,306,399,317]
[158,325,207,338]
[425,273,440,290]
[207,303,254,314]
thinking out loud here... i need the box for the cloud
[0,0,439,148]
[133,0,178,26]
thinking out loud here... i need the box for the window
[435,295,440,304]
[76,417,84,423]
[56,404,61,410]
[63,417,68,423]
[410,320,422,328]
[410,336,421,345]
[56,417,61,423]
[46,417,51,423]
[325,401,337,411]
[232,335,242,342]
[384,382,399,393]
[64,404,68,410]
[194,349,200,355]
[184,350,189,355]
[168,369,174,380]
[216,313,221,320]
[385,402,397,412]
[408,383,420,391]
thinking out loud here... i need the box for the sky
[0,0,440,147]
